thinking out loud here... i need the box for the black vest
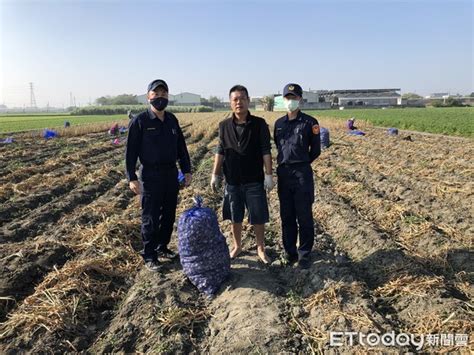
[219,114,265,185]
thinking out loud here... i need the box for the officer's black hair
[229,85,249,99]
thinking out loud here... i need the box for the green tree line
[96,94,139,105]
[71,105,213,115]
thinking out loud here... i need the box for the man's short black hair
[229,85,249,98]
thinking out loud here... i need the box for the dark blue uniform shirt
[125,108,191,181]
[274,111,321,165]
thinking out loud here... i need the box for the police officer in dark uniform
[125,79,192,271]
[274,83,321,269]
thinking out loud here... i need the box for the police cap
[147,79,168,93]
[283,83,303,97]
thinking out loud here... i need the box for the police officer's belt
[280,162,309,168]
[143,163,176,170]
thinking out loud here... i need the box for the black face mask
[150,97,168,111]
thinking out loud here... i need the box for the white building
[425,93,449,99]
[333,89,401,107]
[170,92,201,106]
[302,90,320,103]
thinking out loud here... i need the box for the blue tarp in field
[347,130,365,136]
[0,137,14,144]
[43,129,58,139]
[387,127,399,135]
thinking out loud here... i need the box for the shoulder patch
[312,124,320,135]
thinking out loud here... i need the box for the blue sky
[0,0,472,107]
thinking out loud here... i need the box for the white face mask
[284,99,300,112]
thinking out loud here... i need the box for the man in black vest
[211,85,273,264]
[125,79,192,271]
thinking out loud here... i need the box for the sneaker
[282,252,298,265]
[297,258,311,269]
[157,247,178,259]
[145,260,160,271]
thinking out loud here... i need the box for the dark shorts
[223,182,269,225]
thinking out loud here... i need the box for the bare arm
[263,154,272,175]
[212,154,224,175]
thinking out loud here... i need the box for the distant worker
[210,85,274,264]
[274,83,321,269]
[125,79,192,271]
[109,123,119,135]
[346,117,357,130]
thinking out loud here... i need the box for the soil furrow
[317,160,473,274]
[0,147,124,224]
[0,180,134,321]
[313,177,472,350]
[323,144,473,232]
[0,127,218,352]
[0,133,114,170]
[0,141,122,185]
[318,142,473,254]
[0,169,124,243]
